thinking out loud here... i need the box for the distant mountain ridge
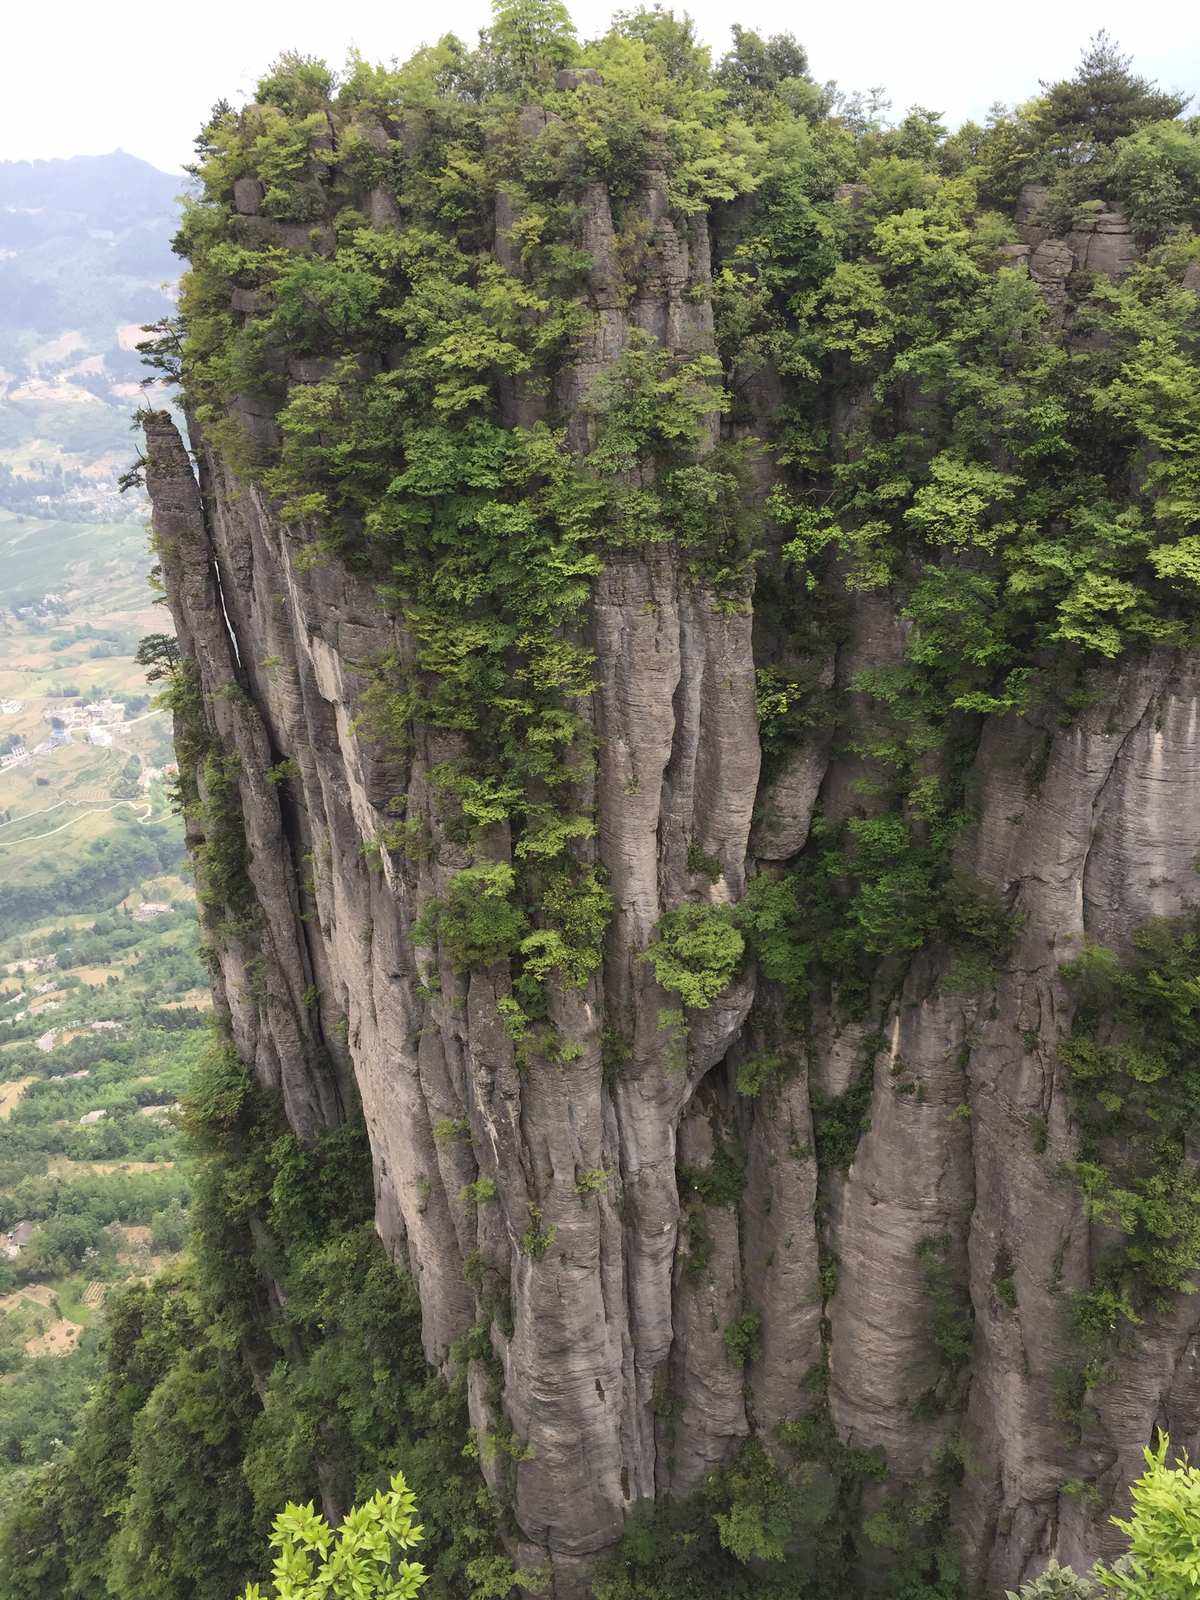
[0,150,181,230]
[0,151,182,521]
[0,151,181,336]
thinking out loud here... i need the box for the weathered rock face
[1016,182,1138,328]
[144,108,1200,1600]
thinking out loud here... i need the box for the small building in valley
[3,1221,35,1257]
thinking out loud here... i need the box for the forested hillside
[0,145,212,1558]
[3,9,1200,1600]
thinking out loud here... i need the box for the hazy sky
[3,0,1198,174]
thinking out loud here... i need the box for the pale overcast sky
[2,0,1197,174]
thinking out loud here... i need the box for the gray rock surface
[1015,184,1051,245]
[1066,207,1136,280]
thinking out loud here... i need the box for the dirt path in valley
[24,1318,82,1357]
[0,1076,34,1118]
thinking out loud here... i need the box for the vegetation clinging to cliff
[1059,913,1200,1337]
[9,7,1200,1600]
[166,3,1200,1033]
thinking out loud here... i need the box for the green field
[0,890,207,1490]
[0,507,151,610]
[0,497,181,922]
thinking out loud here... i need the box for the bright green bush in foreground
[240,1474,427,1600]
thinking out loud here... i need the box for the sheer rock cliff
[144,93,1200,1600]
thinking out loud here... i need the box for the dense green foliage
[593,1400,965,1600]
[643,903,745,1008]
[162,1,1200,1051]
[1095,1433,1200,1598]
[1005,35,1193,236]
[240,1473,427,1600]
[1058,915,1200,1337]
[0,1043,512,1600]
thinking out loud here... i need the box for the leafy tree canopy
[1035,31,1188,159]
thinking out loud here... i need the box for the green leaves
[722,1309,762,1366]
[241,1472,427,1600]
[269,247,390,348]
[524,30,760,211]
[412,865,529,972]
[903,454,1019,553]
[1049,572,1158,658]
[1149,534,1200,588]
[643,904,745,1009]
[1089,261,1200,538]
[583,332,727,525]
[1095,1434,1200,1600]
[526,868,611,986]
[487,0,578,92]
[1108,120,1200,239]
[1005,1558,1098,1599]
[1060,913,1200,1333]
